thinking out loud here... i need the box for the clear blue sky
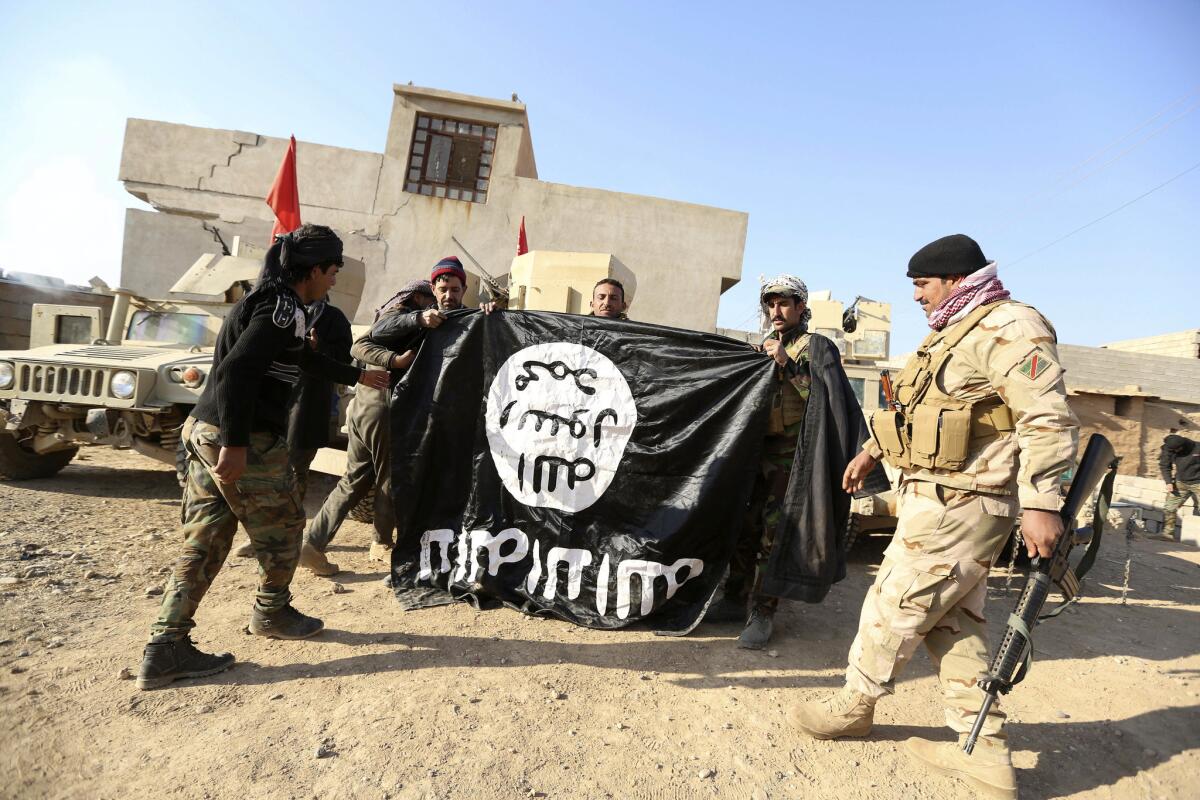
[1,1,1196,350]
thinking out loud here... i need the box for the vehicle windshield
[126,311,215,346]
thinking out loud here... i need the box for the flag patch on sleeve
[1018,351,1052,381]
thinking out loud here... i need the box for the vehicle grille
[17,364,107,400]
[56,346,160,361]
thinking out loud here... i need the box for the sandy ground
[0,446,1197,800]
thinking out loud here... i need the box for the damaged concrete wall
[116,85,747,331]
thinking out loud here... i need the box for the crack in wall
[198,138,255,191]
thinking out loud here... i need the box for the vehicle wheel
[0,432,78,480]
[348,485,376,524]
[844,512,863,552]
[174,435,188,488]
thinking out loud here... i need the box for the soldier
[136,224,388,690]
[231,293,352,559]
[709,276,814,649]
[300,258,464,574]
[588,278,629,319]
[298,279,435,574]
[789,234,1079,799]
[1160,433,1200,540]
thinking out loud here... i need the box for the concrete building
[1103,329,1200,360]
[118,84,748,331]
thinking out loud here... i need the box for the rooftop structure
[118,84,748,331]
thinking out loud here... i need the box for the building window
[405,115,497,203]
[1114,396,1133,417]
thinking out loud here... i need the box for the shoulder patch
[272,294,297,329]
[1017,350,1054,381]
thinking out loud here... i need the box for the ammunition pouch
[867,302,1017,472]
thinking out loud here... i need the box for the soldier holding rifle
[790,234,1079,799]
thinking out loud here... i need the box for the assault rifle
[963,433,1118,754]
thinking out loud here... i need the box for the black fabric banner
[387,310,778,632]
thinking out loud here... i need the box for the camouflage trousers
[150,417,305,640]
[728,451,792,612]
[845,480,1017,739]
[1164,481,1200,535]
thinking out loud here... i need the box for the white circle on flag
[485,342,636,513]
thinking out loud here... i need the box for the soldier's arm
[1158,445,1175,484]
[973,310,1079,511]
[323,311,353,365]
[368,308,425,348]
[298,347,361,386]
[350,333,395,369]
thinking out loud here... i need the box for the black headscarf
[257,224,344,290]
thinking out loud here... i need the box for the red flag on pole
[266,135,301,239]
[516,216,529,256]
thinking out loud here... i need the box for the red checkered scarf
[928,263,1011,330]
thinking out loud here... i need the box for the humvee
[0,238,364,482]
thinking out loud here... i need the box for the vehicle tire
[0,433,78,480]
[348,485,376,524]
[844,512,863,552]
[175,435,188,488]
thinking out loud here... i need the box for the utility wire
[1008,85,1199,209]
[1008,159,1200,268]
[995,94,1200,236]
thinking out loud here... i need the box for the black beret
[907,234,988,278]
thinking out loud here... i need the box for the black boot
[136,635,235,690]
[249,604,324,640]
[737,605,776,650]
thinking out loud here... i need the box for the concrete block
[1177,515,1200,546]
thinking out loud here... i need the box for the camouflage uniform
[151,417,305,638]
[729,330,812,611]
[849,300,1079,740]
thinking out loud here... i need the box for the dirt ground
[0,447,1197,800]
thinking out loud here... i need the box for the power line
[1015,86,1198,203]
[1008,159,1200,268]
[993,95,1200,236]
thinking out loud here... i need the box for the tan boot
[368,542,392,563]
[788,686,875,739]
[299,542,339,576]
[904,736,1017,799]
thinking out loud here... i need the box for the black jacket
[1160,435,1200,484]
[287,302,353,451]
[761,334,889,603]
[192,286,360,446]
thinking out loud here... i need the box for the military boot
[249,604,324,640]
[788,686,876,739]
[904,735,1017,800]
[368,541,393,564]
[136,635,235,690]
[299,541,339,576]
[737,605,775,649]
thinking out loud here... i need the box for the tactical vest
[766,332,811,436]
[869,301,1017,471]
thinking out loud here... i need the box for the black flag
[388,310,778,632]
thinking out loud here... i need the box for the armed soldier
[709,275,867,649]
[136,224,388,690]
[1160,433,1200,540]
[790,234,1078,799]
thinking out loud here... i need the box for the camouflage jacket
[865,301,1078,511]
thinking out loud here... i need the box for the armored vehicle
[0,238,364,481]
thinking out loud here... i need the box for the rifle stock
[963,434,1117,754]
